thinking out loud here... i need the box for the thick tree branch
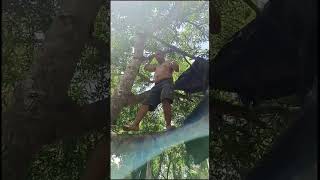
[2,97,108,180]
[111,33,146,123]
[146,161,152,179]
[55,98,108,138]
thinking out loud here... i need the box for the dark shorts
[142,78,174,111]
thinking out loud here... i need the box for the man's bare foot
[166,125,176,131]
[123,124,139,131]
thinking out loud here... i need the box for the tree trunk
[110,32,146,123]
[2,0,104,179]
[172,160,179,179]
[146,161,152,179]
[166,154,172,179]
[80,137,108,180]
[154,154,164,178]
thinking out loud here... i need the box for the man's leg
[162,99,173,129]
[123,104,149,131]
[123,84,160,131]
[161,81,175,130]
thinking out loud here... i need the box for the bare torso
[154,61,174,83]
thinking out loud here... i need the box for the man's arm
[170,61,179,72]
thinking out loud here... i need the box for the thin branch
[185,20,209,39]
[183,56,192,66]
[161,173,166,179]
[166,153,172,179]
[181,33,194,52]
[169,25,180,43]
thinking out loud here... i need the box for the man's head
[155,50,165,64]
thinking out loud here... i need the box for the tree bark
[2,0,104,179]
[146,161,152,179]
[110,32,146,123]
[80,137,108,180]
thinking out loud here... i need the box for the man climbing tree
[110,2,209,179]
[123,50,179,131]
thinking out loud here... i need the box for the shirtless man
[123,50,179,131]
